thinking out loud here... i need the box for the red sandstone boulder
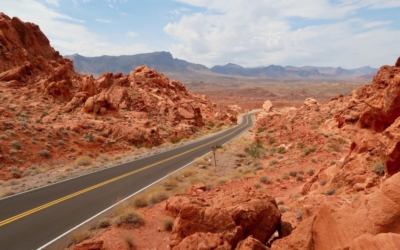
[350,233,400,250]
[396,56,400,67]
[166,185,281,248]
[235,236,269,250]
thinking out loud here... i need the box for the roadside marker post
[211,145,217,167]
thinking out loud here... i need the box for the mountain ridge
[65,51,378,81]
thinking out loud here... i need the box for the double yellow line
[0,115,251,227]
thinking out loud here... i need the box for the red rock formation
[396,57,400,67]
[0,13,238,180]
[166,185,281,248]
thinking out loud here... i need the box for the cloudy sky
[2,0,400,68]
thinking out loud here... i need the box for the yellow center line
[0,116,251,227]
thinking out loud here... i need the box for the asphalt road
[0,113,254,250]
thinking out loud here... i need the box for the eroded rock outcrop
[166,184,281,249]
[0,12,239,180]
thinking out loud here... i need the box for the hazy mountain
[210,64,378,79]
[66,52,378,81]
[65,51,210,77]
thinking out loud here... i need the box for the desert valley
[1,5,400,250]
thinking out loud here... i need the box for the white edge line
[37,113,254,250]
[0,112,255,201]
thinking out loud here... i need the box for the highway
[0,113,254,250]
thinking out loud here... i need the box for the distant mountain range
[65,51,377,81]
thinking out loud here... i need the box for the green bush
[116,211,144,228]
[301,147,316,157]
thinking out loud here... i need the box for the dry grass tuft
[162,217,175,231]
[74,156,93,167]
[131,194,149,208]
[116,210,144,228]
[70,229,92,244]
[0,189,14,198]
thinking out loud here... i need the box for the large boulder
[166,184,281,248]
[350,233,400,250]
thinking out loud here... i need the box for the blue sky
[2,0,400,68]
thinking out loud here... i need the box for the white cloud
[95,18,111,23]
[170,10,180,15]
[126,31,138,38]
[45,0,59,6]
[164,0,400,68]
[109,4,113,8]
[0,0,151,57]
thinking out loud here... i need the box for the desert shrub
[257,127,266,133]
[319,180,327,186]
[74,156,93,166]
[22,169,35,177]
[298,170,304,175]
[38,150,51,157]
[116,211,144,228]
[260,176,271,184]
[373,162,385,175]
[269,159,278,166]
[0,189,14,198]
[276,146,286,154]
[295,210,303,219]
[216,144,223,149]
[296,175,304,181]
[57,140,64,146]
[0,134,8,140]
[70,229,92,244]
[325,189,336,195]
[5,130,16,136]
[163,178,178,190]
[123,233,135,249]
[9,149,17,154]
[311,158,317,163]
[170,137,182,144]
[84,134,94,142]
[99,154,110,162]
[45,143,52,148]
[296,141,305,149]
[244,141,265,158]
[254,182,261,189]
[306,169,315,176]
[149,191,169,205]
[282,173,289,180]
[279,206,287,213]
[330,161,336,165]
[289,170,298,177]
[182,168,195,177]
[301,147,316,157]
[97,218,111,228]
[277,200,284,205]
[207,121,215,127]
[10,140,21,149]
[132,195,148,208]
[162,217,174,231]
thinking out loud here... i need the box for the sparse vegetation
[301,147,316,157]
[372,161,385,175]
[74,156,93,166]
[0,134,8,140]
[123,233,135,249]
[260,176,271,184]
[289,170,298,177]
[244,141,265,158]
[170,137,182,144]
[38,150,51,157]
[116,210,144,228]
[325,189,336,195]
[319,180,327,186]
[70,229,92,244]
[162,217,174,231]
[254,182,261,188]
[10,140,21,149]
[295,210,303,219]
[306,169,315,176]
[269,159,278,166]
[97,218,111,228]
